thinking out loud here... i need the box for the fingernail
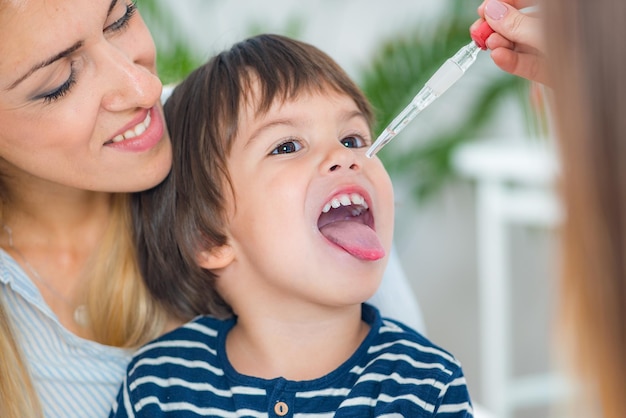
[485,0,508,20]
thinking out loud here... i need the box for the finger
[490,48,549,85]
[485,33,515,51]
[478,0,536,17]
[484,1,544,51]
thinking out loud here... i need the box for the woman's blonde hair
[0,194,168,417]
[546,0,626,416]
[86,194,168,346]
[0,301,42,418]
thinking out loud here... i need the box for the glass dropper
[366,21,494,158]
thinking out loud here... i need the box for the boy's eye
[271,140,302,155]
[341,135,366,149]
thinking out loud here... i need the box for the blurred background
[140,1,569,417]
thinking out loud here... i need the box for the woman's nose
[99,33,162,110]
[100,53,162,111]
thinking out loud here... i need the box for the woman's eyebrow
[6,41,83,91]
[5,0,118,91]
[108,0,119,16]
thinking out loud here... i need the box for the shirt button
[274,401,289,416]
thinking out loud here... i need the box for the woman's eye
[105,1,137,33]
[341,135,366,149]
[37,67,77,104]
[271,140,302,155]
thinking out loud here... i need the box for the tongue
[320,220,385,261]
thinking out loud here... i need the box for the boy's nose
[322,144,361,174]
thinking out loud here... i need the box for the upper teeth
[111,111,151,143]
[322,193,369,214]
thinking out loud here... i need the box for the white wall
[155,0,446,79]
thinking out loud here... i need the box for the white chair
[369,246,426,334]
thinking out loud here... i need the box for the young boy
[112,34,474,417]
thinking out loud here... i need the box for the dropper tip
[366,130,395,158]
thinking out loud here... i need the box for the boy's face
[217,85,395,313]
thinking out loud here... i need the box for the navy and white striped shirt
[110,304,473,417]
[0,249,133,418]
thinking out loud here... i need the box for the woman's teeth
[111,111,151,143]
[322,193,369,214]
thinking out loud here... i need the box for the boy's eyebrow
[6,0,118,91]
[245,118,296,147]
[245,110,369,147]
[344,110,368,123]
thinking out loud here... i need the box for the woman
[0,0,173,416]
[475,0,626,416]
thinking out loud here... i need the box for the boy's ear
[196,244,235,270]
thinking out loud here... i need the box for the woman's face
[0,0,172,192]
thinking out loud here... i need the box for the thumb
[484,0,543,50]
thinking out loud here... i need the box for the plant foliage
[138,0,201,85]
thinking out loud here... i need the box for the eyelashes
[105,1,137,33]
[41,65,77,104]
[269,133,369,156]
[39,1,138,104]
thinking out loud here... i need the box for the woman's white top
[0,249,132,418]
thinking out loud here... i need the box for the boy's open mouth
[317,192,385,261]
